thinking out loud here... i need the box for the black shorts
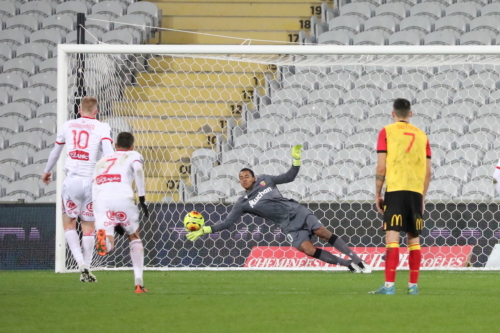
[383,191,423,235]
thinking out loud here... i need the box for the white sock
[65,229,84,268]
[385,282,395,288]
[82,234,95,268]
[106,238,114,252]
[408,283,417,288]
[130,239,144,286]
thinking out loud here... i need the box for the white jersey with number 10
[56,116,113,178]
[93,150,144,200]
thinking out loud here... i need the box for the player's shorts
[93,196,139,236]
[286,214,323,249]
[61,177,94,221]
[383,190,423,235]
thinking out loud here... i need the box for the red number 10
[404,132,415,153]
[72,130,89,149]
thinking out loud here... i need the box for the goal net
[56,45,500,272]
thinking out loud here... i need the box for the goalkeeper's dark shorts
[383,190,423,235]
[285,214,323,250]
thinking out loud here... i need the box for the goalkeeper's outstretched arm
[270,145,302,185]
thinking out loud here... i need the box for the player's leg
[80,181,96,270]
[407,191,423,295]
[80,219,97,282]
[62,213,85,269]
[94,199,116,256]
[313,224,371,273]
[128,231,147,293]
[297,239,353,269]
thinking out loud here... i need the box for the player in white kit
[42,97,114,282]
[92,132,149,293]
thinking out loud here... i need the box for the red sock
[385,242,399,283]
[408,243,421,284]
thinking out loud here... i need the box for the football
[183,211,205,231]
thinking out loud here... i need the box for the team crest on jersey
[260,181,266,186]
[86,203,93,212]
[106,211,116,221]
[69,150,89,161]
[66,200,77,211]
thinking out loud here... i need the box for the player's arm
[422,139,432,214]
[132,159,149,218]
[101,124,114,156]
[186,200,244,241]
[42,126,66,185]
[375,128,387,214]
[270,145,302,185]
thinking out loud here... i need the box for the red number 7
[404,132,415,153]
[103,158,117,174]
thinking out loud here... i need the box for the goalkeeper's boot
[369,285,395,295]
[96,229,107,256]
[79,265,93,282]
[407,284,419,295]
[86,271,97,283]
[357,261,372,274]
[135,285,149,293]
[348,262,362,273]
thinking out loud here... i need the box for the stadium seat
[441,103,477,120]
[252,163,286,178]
[282,73,316,92]
[424,30,459,45]
[42,14,74,37]
[481,150,498,165]
[460,31,495,45]
[4,179,41,199]
[0,118,21,135]
[320,116,356,135]
[435,161,471,183]
[317,30,352,45]
[28,73,57,93]
[375,2,409,20]
[341,89,381,107]
[20,1,53,20]
[16,43,49,65]
[445,2,482,22]
[416,87,454,105]
[358,114,392,131]
[302,148,332,167]
[0,147,31,166]
[296,104,329,121]
[434,16,469,39]
[270,132,307,149]
[463,73,498,91]
[276,181,308,201]
[453,87,489,107]
[444,147,485,167]
[0,30,28,51]
[324,163,357,182]
[346,178,375,201]
[210,164,242,182]
[18,164,45,180]
[222,147,255,167]
[388,31,422,45]
[334,147,371,167]
[38,58,57,74]
[344,129,377,151]
[0,89,10,106]
[259,148,290,168]
[114,15,149,43]
[391,73,427,91]
[259,104,297,120]
[379,87,415,104]
[0,1,17,20]
[29,30,64,54]
[196,179,233,198]
[32,147,51,164]
[470,16,500,38]
[482,3,500,17]
[339,2,375,20]
[6,15,40,35]
[410,2,445,21]
[328,16,363,37]
[317,75,355,92]
[352,30,387,45]
[12,88,46,111]
[430,147,446,167]
[399,16,434,37]
[246,117,282,136]
[127,2,160,28]
[8,132,44,154]
[426,176,461,200]
[85,14,113,39]
[271,88,307,107]
[364,16,399,34]
[0,103,32,121]
[462,179,494,200]
[0,73,25,92]
[282,117,319,137]
[430,116,467,135]
[190,148,217,184]
[308,180,345,201]
[92,1,124,19]
[469,115,500,135]
[56,1,88,20]
[23,118,55,137]
[0,43,13,67]
[308,132,346,151]
[456,132,495,151]
[428,132,458,151]
[65,30,100,44]
[233,133,271,152]
[328,65,363,78]
[0,164,17,182]
[356,72,392,91]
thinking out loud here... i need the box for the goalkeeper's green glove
[291,144,303,166]
[186,226,212,241]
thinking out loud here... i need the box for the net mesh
[64,51,500,270]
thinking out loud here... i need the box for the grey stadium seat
[364,16,399,34]
[352,30,387,45]
[56,1,89,20]
[339,2,375,20]
[482,3,500,17]
[20,1,53,20]
[0,1,17,20]
[441,103,477,120]
[16,43,49,65]
[356,72,392,91]
[3,58,36,82]
[482,150,499,165]
[445,148,485,167]
[388,31,422,45]
[0,73,25,92]
[85,14,113,39]
[28,73,57,92]
[0,103,33,121]
[470,16,500,37]
[308,89,342,106]
[65,30,100,44]
[434,16,468,38]
[0,30,28,51]
[341,88,381,106]
[426,176,461,200]
[297,104,329,121]
[247,117,281,136]
[29,29,64,52]
[0,164,17,182]
[469,115,500,135]
[318,73,355,92]
[461,31,495,45]
[259,104,297,120]
[270,132,307,149]
[399,16,434,37]
[457,131,494,150]
[428,72,462,92]
[38,58,57,74]
[92,1,124,19]
[127,1,160,28]
[0,89,10,106]
[102,30,135,44]
[463,73,498,91]
[0,118,21,134]
[210,164,242,182]
[0,44,13,66]
[8,132,44,153]
[33,147,52,164]
[282,117,319,137]
[276,181,308,201]
[196,179,232,198]
[271,88,307,107]
[425,30,458,45]
[375,2,409,20]
[302,147,333,167]
[317,30,351,45]
[320,116,356,135]
[445,2,482,22]
[430,116,466,135]
[328,16,364,37]
[380,87,415,103]
[392,73,427,90]
[282,73,317,91]
[4,180,41,199]
[462,179,494,200]
[23,118,56,136]
[12,88,46,111]
[453,87,489,107]
[36,103,57,118]
[233,133,271,153]
[0,147,31,166]
[43,14,74,37]
[410,2,445,21]
[259,148,290,167]
[6,15,40,35]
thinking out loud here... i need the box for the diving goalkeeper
[187,145,371,273]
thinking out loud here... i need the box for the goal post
[56,44,500,272]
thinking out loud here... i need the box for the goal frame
[55,44,500,273]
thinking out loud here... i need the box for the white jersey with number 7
[56,116,113,178]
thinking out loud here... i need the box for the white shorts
[93,196,139,236]
[61,177,94,221]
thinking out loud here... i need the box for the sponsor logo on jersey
[249,187,272,208]
[66,200,77,211]
[69,150,90,161]
[115,211,127,222]
[81,211,94,218]
[86,203,93,212]
[96,174,122,185]
[106,211,115,221]
[260,181,266,186]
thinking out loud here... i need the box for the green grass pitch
[1,270,500,333]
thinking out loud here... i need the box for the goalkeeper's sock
[65,228,84,268]
[329,234,362,264]
[385,242,399,283]
[130,239,144,287]
[312,248,351,267]
[82,233,95,268]
[408,243,422,284]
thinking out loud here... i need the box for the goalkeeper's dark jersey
[211,165,313,233]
